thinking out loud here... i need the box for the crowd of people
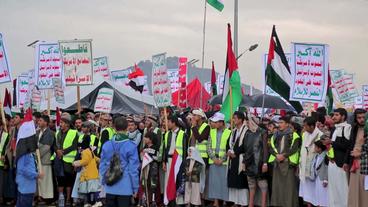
[0,106,367,207]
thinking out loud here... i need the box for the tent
[172,78,211,110]
[40,75,158,114]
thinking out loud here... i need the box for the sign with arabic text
[217,74,224,94]
[363,85,368,110]
[35,42,63,89]
[152,53,171,107]
[0,33,12,84]
[94,88,114,113]
[290,43,329,103]
[17,75,29,108]
[330,70,359,104]
[93,56,110,80]
[168,69,180,93]
[59,39,93,85]
[111,69,131,88]
[53,78,65,104]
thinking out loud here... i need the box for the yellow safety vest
[0,131,9,167]
[78,134,97,147]
[268,132,300,165]
[208,128,231,165]
[327,147,334,159]
[62,129,78,163]
[50,130,60,161]
[164,129,185,156]
[97,127,115,154]
[194,123,209,159]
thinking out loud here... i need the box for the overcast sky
[1,0,367,92]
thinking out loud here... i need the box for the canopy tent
[40,75,158,114]
[172,78,211,110]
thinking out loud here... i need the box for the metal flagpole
[200,0,207,109]
[234,0,239,57]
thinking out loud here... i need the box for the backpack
[104,141,123,186]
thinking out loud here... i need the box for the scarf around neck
[114,132,129,142]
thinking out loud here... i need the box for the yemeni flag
[3,88,12,117]
[326,66,334,114]
[265,25,303,113]
[164,150,183,205]
[211,61,217,96]
[128,64,145,93]
[220,24,242,122]
[207,0,224,12]
[16,108,38,161]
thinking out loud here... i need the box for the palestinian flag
[3,88,12,117]
[16,108,38,161]
[164,149,183,205]
[211,61,217,96]
[128,64,145,93]
[220,24,242,122]
[326,66,334,114]
[265,25,303,112]
[207,0,224,12]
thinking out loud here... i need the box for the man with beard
[127,117,142,147]
[74,118,83,136]
[328,108,351,207]
[346,108,368,206]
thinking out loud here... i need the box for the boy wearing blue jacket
[99,116,140,207]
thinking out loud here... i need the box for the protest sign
[93,56,110,80]
[290,43,329,103]
[34,42,63,89]
[152,53,171,107]
[204,81,211,94]
[330,69,359,104]
[363,85,368,110]
[59,39,93,85]
[217,74,224,94]
[178,57,187,84]
[111,69,131,88]
[94,88,114,113]
[168,69,180,93]
[0,33,12,84]
[17,75,29,108]
[52,78,65,104]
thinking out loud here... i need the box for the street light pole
[234,0,239,57]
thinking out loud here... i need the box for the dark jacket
[37,128,55,165]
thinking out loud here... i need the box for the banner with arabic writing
[17,75,29,108]
[52,78,65,104]
[330,69,359,104]
[152,53,171,107]
[168,69,180,93]
[0,33,12,84]
[363,85,368,110]
[93,56,110,80]
[35,42,63,89]
[59,39,93,85]
[217,74,224,94]
[290,43,329,103]
[111,69,132,88]
[94,88,114,113]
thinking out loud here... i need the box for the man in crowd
[163,115,187,206]
[74,117,83,136]
[328,108,351,207]
[36,115,55,203]
[0,116,10,205]
[99,116,139,207]
[127,117,142,146]
[299,117,323,206]
[54,116,79,206]
[346,108,368,206]
[97,114,115,157]
[269,116,301,207]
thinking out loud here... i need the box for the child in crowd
[310,140,329,207]
[185,147,205,207]
[140,131,160,207]
[73,137,100,207]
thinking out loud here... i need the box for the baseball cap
[209,112,225,122]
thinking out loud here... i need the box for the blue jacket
[99,136,140,196]
[16,153,38,194]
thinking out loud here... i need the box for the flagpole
[230,86,233,130]
[47,89,51,115]
[234,0,239,57]
[261,76,267,119]
[200,0,207,109]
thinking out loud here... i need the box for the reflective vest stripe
[97,127,115,154]
[164,129,184,156]
[78,134,97,146]
[195,123,209,158]
[268,132,300,165]
[62,129,78,163]
[208,128,231,165]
